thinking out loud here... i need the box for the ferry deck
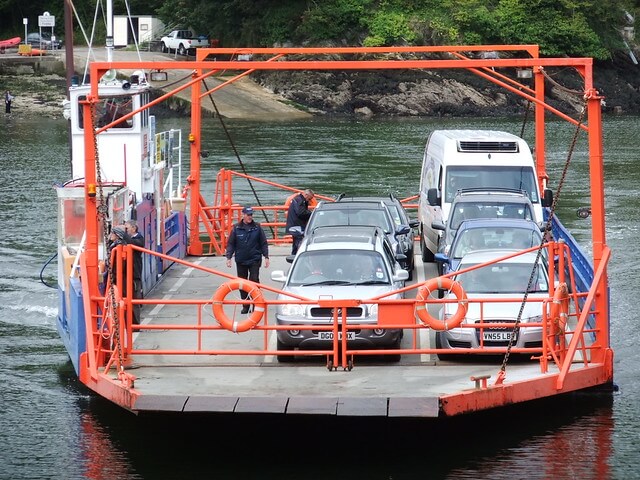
[121,244,586,418]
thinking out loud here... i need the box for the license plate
[483,331,514,342]
[318,331,356,341]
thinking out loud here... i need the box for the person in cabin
[285,188,315,255]
[5,91,13,114]
[225,206,270,314]
[98,98,129,128]
[125,220,144,325]
[106,226,131,291]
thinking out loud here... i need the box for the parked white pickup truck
[160,30,209,56]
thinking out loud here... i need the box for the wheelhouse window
[78,95,134,129]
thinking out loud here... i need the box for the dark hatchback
[305,198,413,277]
[337,195,418,278]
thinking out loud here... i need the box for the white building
[113,15,165,47]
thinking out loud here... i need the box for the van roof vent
[458,141,519,153]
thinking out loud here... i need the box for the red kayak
[0,36,20,53]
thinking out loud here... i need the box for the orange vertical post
[533,66,547,191]
[82,98,100,291]
[188,71,203,255]
[585,81,609,362]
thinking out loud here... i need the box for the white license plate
[318,331,356,341]
[483,331,514,342]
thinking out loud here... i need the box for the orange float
[415,277,468,331]
[212,279,266,332]
[549,282,570,335]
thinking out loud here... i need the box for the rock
[255,54,640,117]
[354,106,373,116]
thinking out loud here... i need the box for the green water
[0,113,638,479]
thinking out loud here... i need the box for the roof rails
[307,225,381,246]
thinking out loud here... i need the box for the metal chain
[91,99,125,372]
[498,100,587,375]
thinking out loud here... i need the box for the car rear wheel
[383,337,402,363]
[435,333,447,361]
[421,235,434,262]
[405,253,414,281]
[178,44,187,56]
[435,333,465,361]
[276,339,295,363]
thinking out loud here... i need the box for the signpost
[37,11,56,52]
[38,12,55,28]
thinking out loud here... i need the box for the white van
[418,129,551,262]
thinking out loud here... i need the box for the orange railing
[85,240,606,380]
[190,168,337,255]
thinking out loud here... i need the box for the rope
[497,100,587,378]
[160,71,197,90]
[39,252,58,289]
[540,68,584,95]
[201,77,275,237]
[519,100,532,139]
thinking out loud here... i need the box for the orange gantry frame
[79,45,612,416]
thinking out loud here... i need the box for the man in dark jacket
[285,189,314,255]
[125,220,144,324]
[107,226,131,288]
[225,206,270,314]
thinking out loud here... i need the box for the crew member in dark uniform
[285,189,314,255]
[125,220,144,324]
[225,206,270,314]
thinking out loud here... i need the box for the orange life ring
[549,282,570,335]
[212,280,266,333]
[415,277,468,330]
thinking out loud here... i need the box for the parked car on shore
[26,32,62,50]
[160,29,209,55]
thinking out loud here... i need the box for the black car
[337,195,418,278]
[26,32,62,50]
[305,197,413,278]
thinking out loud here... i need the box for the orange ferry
[54,43,613,418]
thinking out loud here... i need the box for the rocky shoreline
[255,53,640,117]
[3,52,640,119]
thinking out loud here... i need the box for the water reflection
[71,387,614,480]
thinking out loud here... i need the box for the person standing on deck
[106,226,131,290]
[225,206,270,314]
[5,91,13,114]
[125,220,144,325]
[285,189,314,255]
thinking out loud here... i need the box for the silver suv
[271,225,409,362]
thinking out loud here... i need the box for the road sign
[38,13,55,28]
